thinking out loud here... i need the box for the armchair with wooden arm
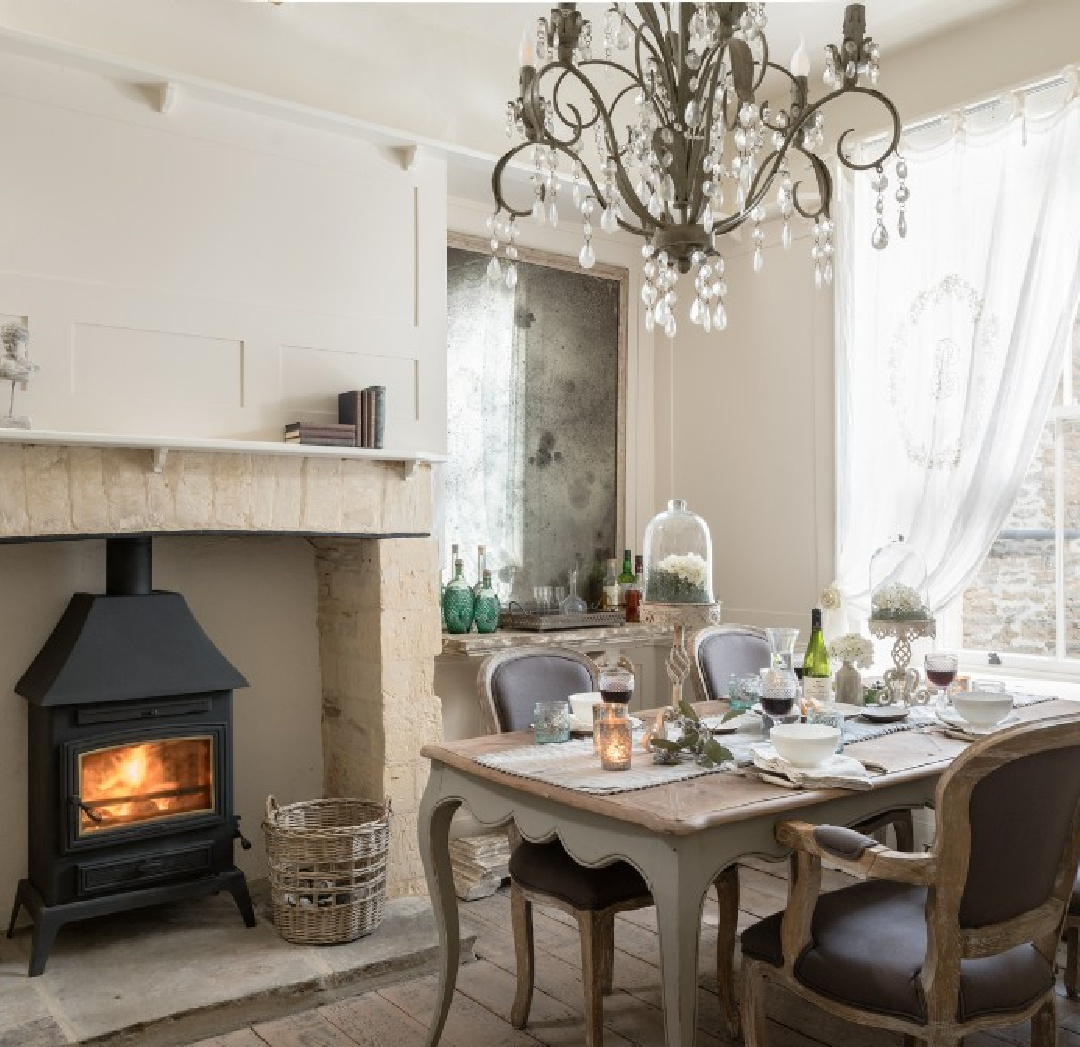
[740,714,1080,1047]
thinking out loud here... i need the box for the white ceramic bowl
[952,689,1014,727]
[569,692,603,721]
[769,722,841,768]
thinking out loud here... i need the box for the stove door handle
[73,798,104,824]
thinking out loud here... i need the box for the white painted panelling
[0,48,446,451]
[73,323,244,409]
[279,345,419,424]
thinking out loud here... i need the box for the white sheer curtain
[834,88,1080,626]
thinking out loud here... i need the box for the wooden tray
[497,610,625,631]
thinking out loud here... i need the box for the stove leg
[28,910,63,978]
[223,870,257,928]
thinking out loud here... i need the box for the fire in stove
[78,737,216,835]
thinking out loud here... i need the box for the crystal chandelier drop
[486,2,906,338]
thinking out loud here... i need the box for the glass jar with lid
[642,499,714,604]
[869,535,931,621]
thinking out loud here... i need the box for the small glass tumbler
[599,665,635,705]
[596,702,632,770]
[593,701,630,754]
[534,701,571,744]
[808,711,845,754]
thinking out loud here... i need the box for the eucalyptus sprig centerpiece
[649,698,733,767]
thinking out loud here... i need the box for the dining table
[419,697,1079,1047]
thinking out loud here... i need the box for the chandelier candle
[488,2,906,335]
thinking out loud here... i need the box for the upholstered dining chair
[1063,870,1080,997]
[740,713,1080,1047]
[476,647,655,1047]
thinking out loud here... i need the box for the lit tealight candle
[597,712,632,771]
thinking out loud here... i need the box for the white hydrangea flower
[656,552,708,588]
[830,633,875,668]
[871,582,929,618]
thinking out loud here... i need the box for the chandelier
[486,2,906,337]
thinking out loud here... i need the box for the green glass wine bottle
[473,569,500,634]
[442,558,475,634]
[801,607,831,705]
[618,548,635,608]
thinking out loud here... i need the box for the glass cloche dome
[643,499,714,604]
[869,535,931,621]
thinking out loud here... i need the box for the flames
[79,737,214,834]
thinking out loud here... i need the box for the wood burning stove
[6,536,256,976]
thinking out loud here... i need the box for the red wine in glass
[599,666,634,704]
[925,652,959,695]
[762,693,795,717]
[926,667,957,688]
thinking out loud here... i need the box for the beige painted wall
[0,44,448,908]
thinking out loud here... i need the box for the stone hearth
[0,436,442,898]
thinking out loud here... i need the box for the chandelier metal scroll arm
[684,48,737,224]
[548,61,643,144]
[834,89,902,172]
[536,58,659,232]
[634,3,679,118]
[790,149,834,223]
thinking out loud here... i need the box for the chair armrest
[776,820,937,885]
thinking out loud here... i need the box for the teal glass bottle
[473,569,500,634]
[442,558,474,634]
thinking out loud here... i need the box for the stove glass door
[77,736,216,836]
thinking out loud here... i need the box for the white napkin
[749,743,873,791]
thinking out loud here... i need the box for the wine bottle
[625,554,644,623]
[473,544,487,596]
[801,607,831,705]
[602,558,620,611]
[617,548,635,607]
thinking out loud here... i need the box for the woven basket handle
[265,795,279,823]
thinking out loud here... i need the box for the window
[958,314,1080,662]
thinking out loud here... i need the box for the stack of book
[338,386,385,449]
[283,422,357,447]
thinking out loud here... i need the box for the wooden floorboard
[190,864,1080,1047]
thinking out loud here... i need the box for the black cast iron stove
[6,536,256,976]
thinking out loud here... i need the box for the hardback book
[337,391,366,446]
[284,422,357,445]
[367,385,386,449]
[361,388,374,448]
[290,436,356,447]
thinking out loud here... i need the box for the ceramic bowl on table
[769,722,842,768]
[948,687,1014,728]
[569,692,603,722]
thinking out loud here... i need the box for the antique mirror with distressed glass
[445,234,627,606]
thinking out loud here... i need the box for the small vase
[835,661,862,706]
[442,559,474,634]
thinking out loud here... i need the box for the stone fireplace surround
[0,432,444,898]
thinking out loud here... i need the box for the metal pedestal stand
[868,617,936,705]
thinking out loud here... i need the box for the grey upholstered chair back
[927,715,1080,966]
[691,625,770,702]
[959,742,1080,928]
[477,648,599,734]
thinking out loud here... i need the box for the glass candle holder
[593,701,629,754]
[596,702,633,770]
[534,701,571,745]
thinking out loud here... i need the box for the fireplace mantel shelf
[0,429,445,479]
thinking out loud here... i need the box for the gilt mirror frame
[446,230,630,576]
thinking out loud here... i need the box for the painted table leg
[714,864,741,1039]
[650,846,712,1047]
[419,772,462,1047]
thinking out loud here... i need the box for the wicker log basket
[264,796,390,945]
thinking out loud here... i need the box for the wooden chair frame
[476,646,741,1044]
[1064,893,1080,997]
[742,714,1080,1047]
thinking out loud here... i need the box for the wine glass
[924,652,958,703]
[599,665,635,705]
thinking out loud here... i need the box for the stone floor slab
[0,883,473,1046]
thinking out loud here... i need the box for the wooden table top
[423,699,1080,837]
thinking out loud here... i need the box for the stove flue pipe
[106,535,153,596]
